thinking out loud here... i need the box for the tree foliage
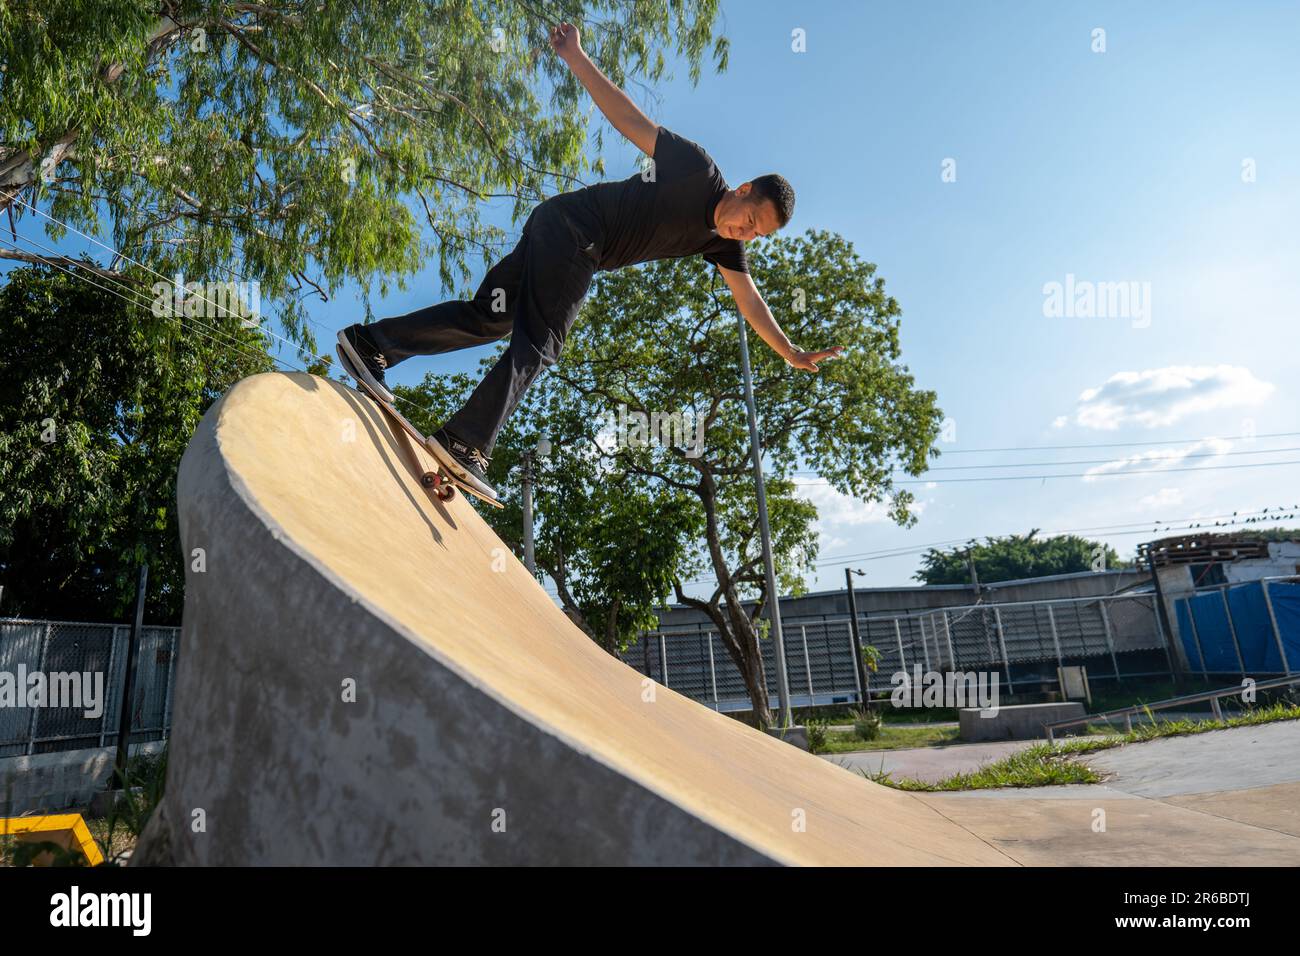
[0,0,727,351]
[400,229,942,727]
[915,531,1126,586]
[0,266,273,622]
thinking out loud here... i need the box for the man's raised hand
[786,346,845,372]
[549,22,582,63]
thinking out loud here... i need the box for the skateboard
[336,352,503,509]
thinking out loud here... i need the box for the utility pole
[520,438,550,576]
[1146,547,1182,684]
[736,312,791,728]
[521,450,535,574]
[966,548,981,596]
[845,568,870,709]
[112,563,148,791]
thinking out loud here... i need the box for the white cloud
[1065,365,1273,430]
[794,478,898,529]
[1083,438,1233,480]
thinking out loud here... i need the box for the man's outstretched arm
[550,22,659,156]
[719,266,844,372]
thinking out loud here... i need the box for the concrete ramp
[134,372,1010,866]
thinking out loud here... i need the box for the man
[337,22,841,498]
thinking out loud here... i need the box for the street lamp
[845,568,870,708]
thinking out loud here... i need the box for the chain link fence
[0,618,178,757]
[630,593,1169,712]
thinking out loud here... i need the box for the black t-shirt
[553,126,749,275]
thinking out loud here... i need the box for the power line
[931,431,1300,454]
[7,196,443,422]
[794,444,1300,476]
[796,458,1300,485]
[813,507,1296,565]
[3,233,293,376]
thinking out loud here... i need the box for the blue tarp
[1226,583,1283,672]
[1184,591,1242,672]
[1267,581,1300,670]
[1175,600,1204,672]
[1177,581,1299,674]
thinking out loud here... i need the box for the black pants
[367,199,599,454]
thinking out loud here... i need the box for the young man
[337,23,841,498]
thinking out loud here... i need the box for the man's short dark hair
[747,173,795,228]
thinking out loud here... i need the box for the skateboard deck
[335,351,502,509]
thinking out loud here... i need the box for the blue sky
[657,0,1300,590]
[364,0,1300,590]
[10,1,1299,592]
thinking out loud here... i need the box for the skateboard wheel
[421,472,437,488]
[438,485,456,502]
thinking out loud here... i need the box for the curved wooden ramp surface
[135,372,1011,866]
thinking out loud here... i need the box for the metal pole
[26,622,52,756]
[994,607,1015,694]
[1260,580,1293,674]
[1146,549,1181,682]
[163,628,178,741]
[1220,588,1247,678]
[1098,599,1122,683]
[918,615,932,670]
[846,623,863,700]
[112,564,148,790]
[942,610,956,669]
[845,569,869,705]
[800,626,815,702]
[100,625,120,748]
[1047,605,1064,668]
[736,312,790,725]
[658,633,669,688]
[1184,598,1209,678]
[521,451,535,574]
[894,619,906,673]
[706,631,718,708]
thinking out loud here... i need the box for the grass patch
[819,723,963,754]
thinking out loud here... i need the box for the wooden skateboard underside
[349,379,503,509]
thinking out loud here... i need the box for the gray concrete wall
[958,702,1086,742]
[0,742,164,816]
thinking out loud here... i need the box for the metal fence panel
[0,618,180,756]
[631,592,1166,709]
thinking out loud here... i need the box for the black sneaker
[430,427,496,497]
[336,324,393,402]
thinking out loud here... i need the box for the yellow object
[0,813,105,866]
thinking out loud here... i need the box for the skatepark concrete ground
[826,720,1300,865]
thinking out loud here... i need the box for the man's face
[716,186,782,241]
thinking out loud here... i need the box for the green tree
[398,230,937,728]
[551,231,941,728]
[915,531,1126,586]
[0,266,273,621]
[0,0,727,349]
